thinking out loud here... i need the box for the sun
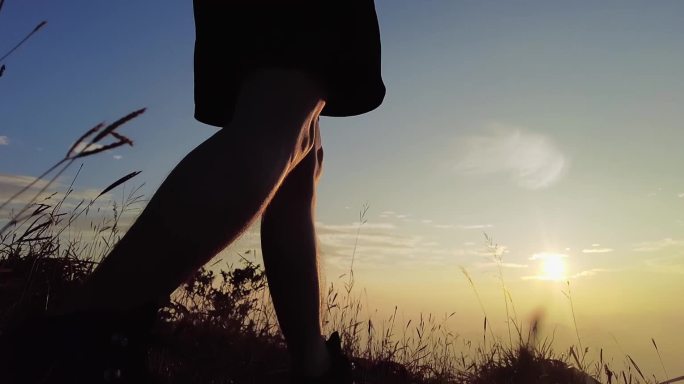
[530,252,568,281]
[540,253,567,281]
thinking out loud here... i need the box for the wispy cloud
[0,136,8,145]
[0,173,50,189]
[316,222,396,231]
[571,268,609,278]
[582,248,613,254]
[529,252,568,261]
[433,224,455,229]
[678,193,684,198]
[632,238,683,252]
[521,268,609,280]
[113,155,123,160]
[421,222,493,231]
[458,224,493,230]
[0,173,142,241]
[314,220,465,269]
[0,172,129,209]
[644,254,684,275]
[475,261,528,269]
[452,123,568,189]
[378,210,412,222]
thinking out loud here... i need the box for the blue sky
[2,0,684,376]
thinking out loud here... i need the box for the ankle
[292,337,331,378]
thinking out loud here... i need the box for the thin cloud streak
[314,220,470,270]
[582,248,614,254]
[475,261,528,269]
[315,221,397,231]
[644,254,684,275]
[521,268,609,281]
[529,252,568,261]
[632,238,683,252]
[458,224,493,230]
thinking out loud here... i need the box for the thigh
[264,118,323,214]
[223,68,325,172]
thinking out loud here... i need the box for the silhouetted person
[1,2,384,383]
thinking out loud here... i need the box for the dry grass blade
[627,355,646,382]
[0,20,47,63]
[109,131,133,146]
[96,171,141,199]
[66,122,104,156]
[569,346,582,371]
[660,375,684,384]
[73,140,130,158]
[652,337,669,380]
[68,110,143,159]
[90,108,145,143]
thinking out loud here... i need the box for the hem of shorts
[194,85,386,128]
[194,111,227,128]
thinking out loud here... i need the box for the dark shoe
[0,303,158,384]
[291,332,354,384]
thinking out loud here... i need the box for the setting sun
[541,254,566,281]
[530,252,568,281]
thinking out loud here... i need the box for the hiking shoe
[0,303,158,384]
[291,332,354,384]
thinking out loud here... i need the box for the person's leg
[260,119,328,377]
[65,68,326,313]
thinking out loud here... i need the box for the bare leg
[260,120,328,376]
[66,69,326,313]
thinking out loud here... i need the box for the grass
[1,155,677,383]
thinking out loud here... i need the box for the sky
[1,0,684,378]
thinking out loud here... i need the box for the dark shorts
[193,1,386,127]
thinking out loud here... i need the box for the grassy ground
[1,180,661,384]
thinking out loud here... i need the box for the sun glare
[541,254,567,281]
[532,252,568,281]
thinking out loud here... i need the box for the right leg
[66,68,326,313]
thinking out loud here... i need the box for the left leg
[260,118,327,377]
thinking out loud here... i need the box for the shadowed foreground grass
[2,186,669,384]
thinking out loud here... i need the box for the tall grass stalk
[652,338,669,382]
[485,233,514,348]
[0,109,143,235]
[0,20,47,66]
[563,280,584,370]
[458,265,496,351]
